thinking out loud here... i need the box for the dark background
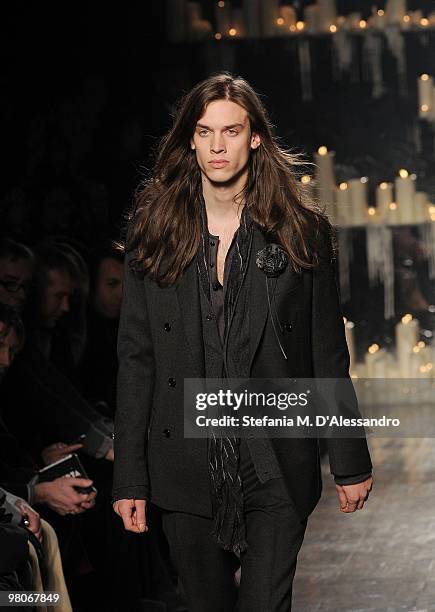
[1,1,434,350]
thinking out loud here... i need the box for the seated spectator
[41,238,90,378]
[1,242,114,464]
[0,303,96,587]
[0,520,32,601]
[78,242,124,416]
[0,487,72,612]
[0,238,34,312]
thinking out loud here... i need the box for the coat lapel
[248,227,270,374]
[175,258,205,377]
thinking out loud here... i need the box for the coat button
[206,313,213,321]
[168,377,176,387]
[283,322,292,332]
[162,428,171,438]
[164,322,171,332]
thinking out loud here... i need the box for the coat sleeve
[112,251,155,502]
[311,224,373,478]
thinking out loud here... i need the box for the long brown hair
[125,72,332,284]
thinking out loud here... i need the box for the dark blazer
[112,224,372,521]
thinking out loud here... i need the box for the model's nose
[210,133,225,153]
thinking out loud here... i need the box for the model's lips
[209,160,229,168]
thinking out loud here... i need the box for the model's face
[39,268,74,328]
[0,256,33,310]
[190,99,260,184]
[93,257,124,320]
[0,322,19,383]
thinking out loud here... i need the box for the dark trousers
[160,439,308,612]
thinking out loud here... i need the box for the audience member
[1,242,114,464]
[0,238,34,311]
[0,303,95,588]
[0,486,73,612]
[78,242,124,415]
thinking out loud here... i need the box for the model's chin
[202,164,247,186]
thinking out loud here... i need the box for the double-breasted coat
[112,223,372,521]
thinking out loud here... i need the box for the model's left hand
[335,476,373,512]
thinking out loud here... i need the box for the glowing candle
[395,169,416,223]
[385,0,406,24]
[376,182,393,221]
[318,0,337,32]
[418,74,433,119]
[279,5,297,30]
[314,146,336,221]
[335,182,352,226]
[365,344,388,378]
[395,314,420,378]
[260,0,280,36]
[414,192,429,222]
[348,177,368,226]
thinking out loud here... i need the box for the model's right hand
[113,499,148,533]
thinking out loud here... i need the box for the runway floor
[292,438,435,612]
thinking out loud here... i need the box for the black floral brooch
[255,244,288,277]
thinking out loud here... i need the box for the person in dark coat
[112,73,373,612]
[78,242,124,416]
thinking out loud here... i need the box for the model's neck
[201,170,247,227]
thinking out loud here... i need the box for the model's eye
[198,129,209,137]
[226,129,238,136]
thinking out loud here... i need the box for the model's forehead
[197,99,248,126]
